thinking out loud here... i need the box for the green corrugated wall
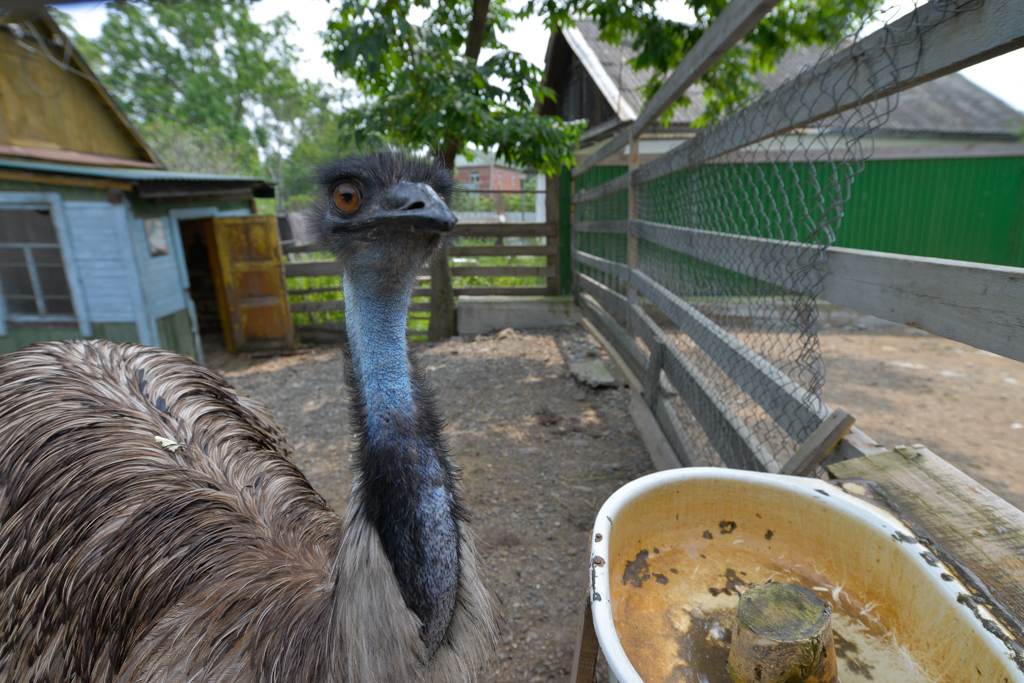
[835,156,1024,267]
[570,155,1024,267]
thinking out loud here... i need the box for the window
[469,171,480,183]
[144,217,170,256]
[0,209,74,317]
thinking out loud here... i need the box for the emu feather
[0,151,496,682]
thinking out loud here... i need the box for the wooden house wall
[63,202,148,334]
[0,29,150,162]
[2,182,259,359]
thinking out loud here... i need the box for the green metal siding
[156,309,197,359]
[0,322,138,355]
[566,156,1024,267]
[836,156,1024,267]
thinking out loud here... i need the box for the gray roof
[0,157,275,198]
[567,20,705,126]
[0,157,269,183]
[565,20,1024,138]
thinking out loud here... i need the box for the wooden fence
[282,217,561,341]
[569,0,1024,473]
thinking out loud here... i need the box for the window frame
[0,192,90,337]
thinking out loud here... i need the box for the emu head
[314,151,457,279]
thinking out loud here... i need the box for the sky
[59,0,1024,113]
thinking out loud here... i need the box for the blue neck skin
[342,244,459,658]
[343,268,414,424]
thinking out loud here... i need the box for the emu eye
[333,183,361,213]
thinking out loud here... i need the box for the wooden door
[204,216,294,353]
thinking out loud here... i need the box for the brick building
[454,152,522,191]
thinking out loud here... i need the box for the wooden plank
[570,0,779,176]
[455,223,557,238]
[628,394,684,471]
[571,174,630,204]
[631,268,828,439]
[833,426,888,462]
[635,0,1024,186]
[572,220,629,235]
[630,221,1024,362]
[289,300,430,314]
[631,0,780,136]
[290,299,344,313]
[449,245,558,256]
[580,292,703,469]
[627,301,776,472]
[578,292,646,383]
[572,127,633,179]
[780,408,855,476]
[828,445,1024,662]
[569,592,598,683]
[295,323,423,340]
[573,250,629,281]
[821,247,1024,363]
[652,392,700,468]
[450,266,555,278]
[288,286,343,296]
[632,219,822,294]
[452,286,550,296]
[0,169,135,191]
[576,272,629,320]
[285,261,340,278]
[282,242,324,254]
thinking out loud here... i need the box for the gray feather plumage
[0,340,495,681]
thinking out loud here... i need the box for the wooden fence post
[427,245,456,340]
[626,135,639,306]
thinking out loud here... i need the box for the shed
[0,11,294,359]
[543,22,1024,268]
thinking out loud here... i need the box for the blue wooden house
[0,11,292,361]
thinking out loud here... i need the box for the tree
[569,0,883,126]
[323,0,881,339]
[325,0,586,339]
[65,0,350,206]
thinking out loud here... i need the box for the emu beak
[377,181,457,234]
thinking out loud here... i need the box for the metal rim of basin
[586,467,1022,683]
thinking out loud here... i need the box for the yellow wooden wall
[0,21,152,163]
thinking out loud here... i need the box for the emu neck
[342,243,459,659]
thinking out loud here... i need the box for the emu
[0,151,496,682]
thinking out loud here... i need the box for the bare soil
[819,328,1024,511]
[209,323,1024,682]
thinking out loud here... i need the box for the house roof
[548,20,1024,139]
[0,157,275,198]
[0,12,162,166]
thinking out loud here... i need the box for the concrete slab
[568,359,618,388]
[457,295,581,335]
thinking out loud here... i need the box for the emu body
[0,152,495,682]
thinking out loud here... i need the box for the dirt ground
[210,322,1023,682]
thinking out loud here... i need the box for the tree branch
[465,0,490,63]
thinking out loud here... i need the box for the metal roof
[0,157,269,184]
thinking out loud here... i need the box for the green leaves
[572,0,885,126]
[324,0,583,173]
[68,1,353,210]
[323,0,881,172]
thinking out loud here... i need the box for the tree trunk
[427,2,490,341]
[428,143,463,341]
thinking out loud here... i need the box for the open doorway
[179,218,228,360]
[179,216,294,356]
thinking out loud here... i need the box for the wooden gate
[203,215,294,353]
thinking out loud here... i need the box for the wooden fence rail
[282,220,561,339]
[570,0,1024,474]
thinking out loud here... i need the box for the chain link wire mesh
[573,0,983,471]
